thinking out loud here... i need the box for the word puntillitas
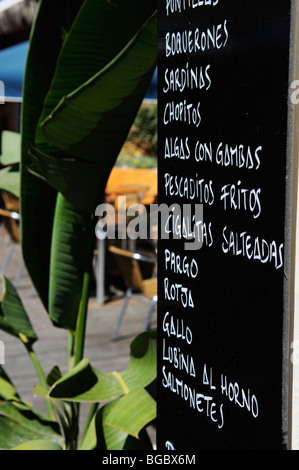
[166,0,220,16]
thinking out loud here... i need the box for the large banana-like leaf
[38,16,157,162]
[48,331,157,401]
[35,0,157,149]
[0,275,37,345]
[12,439,63,450]
[21,0,85,315]
[21,0,157,331]
[80,388,155,450]
[0,371,64,451]
[55,332,157,451]
[29,14,157,212]
[103,386,155,438]
[37,16,156,330]
[0,366,20,401]
[0,401,63,450]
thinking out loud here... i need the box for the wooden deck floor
[0,224,157,447]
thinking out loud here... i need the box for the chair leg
[111,287,132,341]
[1,243,15,274]
[13,260,25,288]
[143,295,157,332]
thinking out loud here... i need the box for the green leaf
[103,386,156,437]
[33,384,49,400]
[34,383,75,444]
[0,275,38,345]
[0,367,19,401]
[47,194,95,330]
[11,439,63,450]
[39,15,157,163]
[46,365,63,387]
[41,15,156,331]
[32,16,157,212]
[20,0,85,316]
[27,145,98,211]
[0,131,21,165]
[21,0,157,332]
[121,330,157,390]
[0,402,63,450]
[80,389,155,451]
[49,331,157,402]
[48,358,125,402]
[35,0,157,154]
[79,407,105,450]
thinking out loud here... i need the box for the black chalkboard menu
[157,0,298,450]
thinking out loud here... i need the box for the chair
[0,191,24,286]
[95,185,150,305]
[108,245,157,341]
[0,191,20,242]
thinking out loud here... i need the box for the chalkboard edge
[283,0,299,451]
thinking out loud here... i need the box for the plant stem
[67,330,75,372]
[26,344,55,420]
[67,271,90,450]
[74,271,90,367]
